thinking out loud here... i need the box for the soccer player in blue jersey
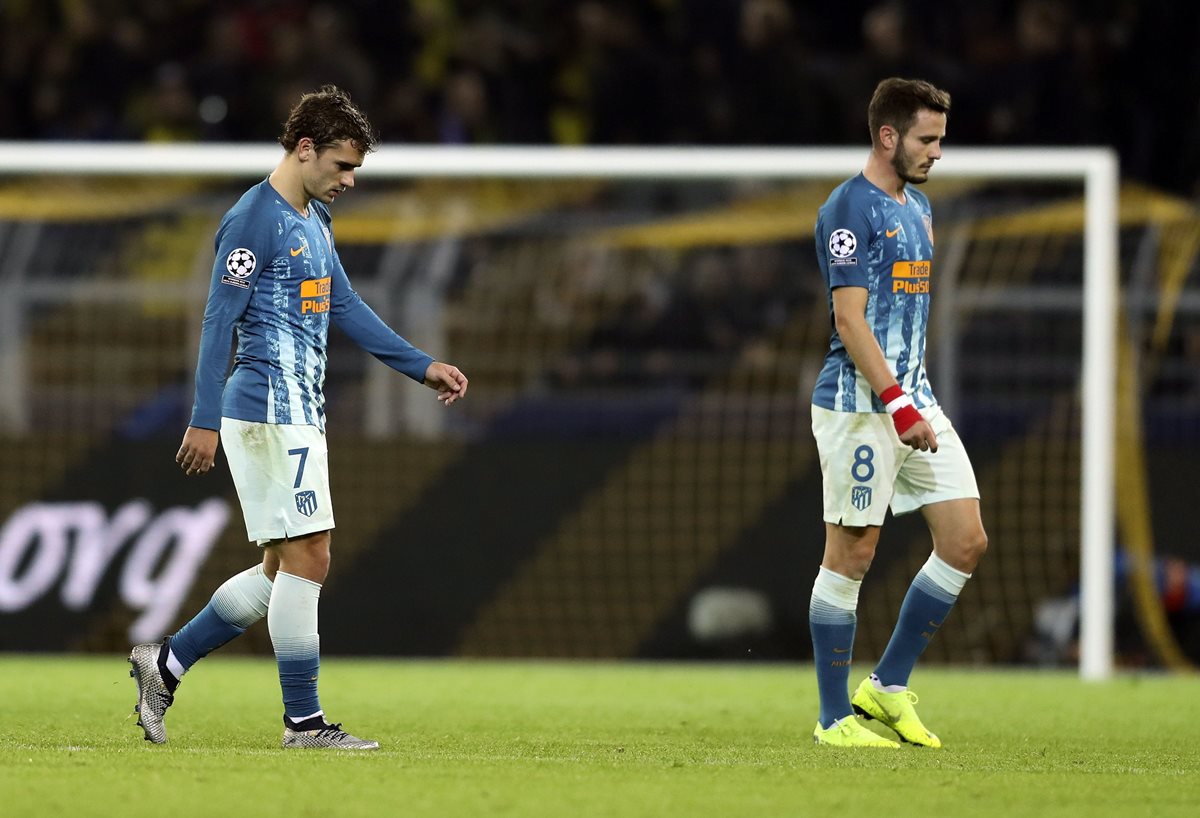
[128,85,468,750]
[809,78,987,748]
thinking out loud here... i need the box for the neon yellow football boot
[812,716,900,748]
[851,677,942,748]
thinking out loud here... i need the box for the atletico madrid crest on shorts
[295,490,318,517]
[851,485,873,511]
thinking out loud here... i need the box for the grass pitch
[1,656,1196,817]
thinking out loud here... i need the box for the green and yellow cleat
[851,677,942,748]
[812,716,900,748]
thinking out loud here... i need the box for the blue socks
[811,554,972,727]
[163,564,325,724]
[809,567,861,729]
[873,553,971,688]
[166,564,273,687]
[269,571,323,722]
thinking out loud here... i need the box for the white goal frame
[0,143,1119,679]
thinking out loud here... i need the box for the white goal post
[0,143,1119,679]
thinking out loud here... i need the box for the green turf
[1,656,1196,817]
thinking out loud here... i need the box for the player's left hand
[424,362,469,406]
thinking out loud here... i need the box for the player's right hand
[176,426,220,476]
[899,420,938,453]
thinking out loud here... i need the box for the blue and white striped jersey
[190,179,433,432]
[812,173,938,413]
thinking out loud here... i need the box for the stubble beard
[892,142,930,186]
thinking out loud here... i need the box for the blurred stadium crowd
[0,0,1195,193]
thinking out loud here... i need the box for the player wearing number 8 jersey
[127,86,468,750]
[808,78,987,749]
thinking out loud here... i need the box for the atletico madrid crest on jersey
[923,214,934,245]
[295,490,318,517]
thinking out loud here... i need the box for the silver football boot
[128,640,175,744]
[282,719,379,750]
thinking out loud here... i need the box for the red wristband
[880,385,921,435]
[891,404,923,435]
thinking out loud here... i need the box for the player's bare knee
[967,528,988,565]
[825,540,877,579]
[311,550,331,580]
[943,528,987,572]
[849,542,877,577]
[261,550,280,580]
[304,540,331,581]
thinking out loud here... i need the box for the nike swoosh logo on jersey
[290,246,305,256]
[885,227,900,238]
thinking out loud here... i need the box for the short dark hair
[867,78,951,147]
[279,85,378,154]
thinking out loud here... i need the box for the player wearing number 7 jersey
[808,78,987,749]
[127,86,468,751]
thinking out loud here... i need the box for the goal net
[3,145,1179,680]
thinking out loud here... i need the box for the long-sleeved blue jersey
[189,179,433,431]
[812,173,938,413]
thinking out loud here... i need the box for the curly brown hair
[867,78,951,147]
[278,85,379,154]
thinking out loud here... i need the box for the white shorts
[220,418,335,545]
[811,404,979,527]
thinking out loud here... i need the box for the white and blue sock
[873,552,971,688]
[809,566,861,729]
[269,571,323,723]
[166,564,273,689]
